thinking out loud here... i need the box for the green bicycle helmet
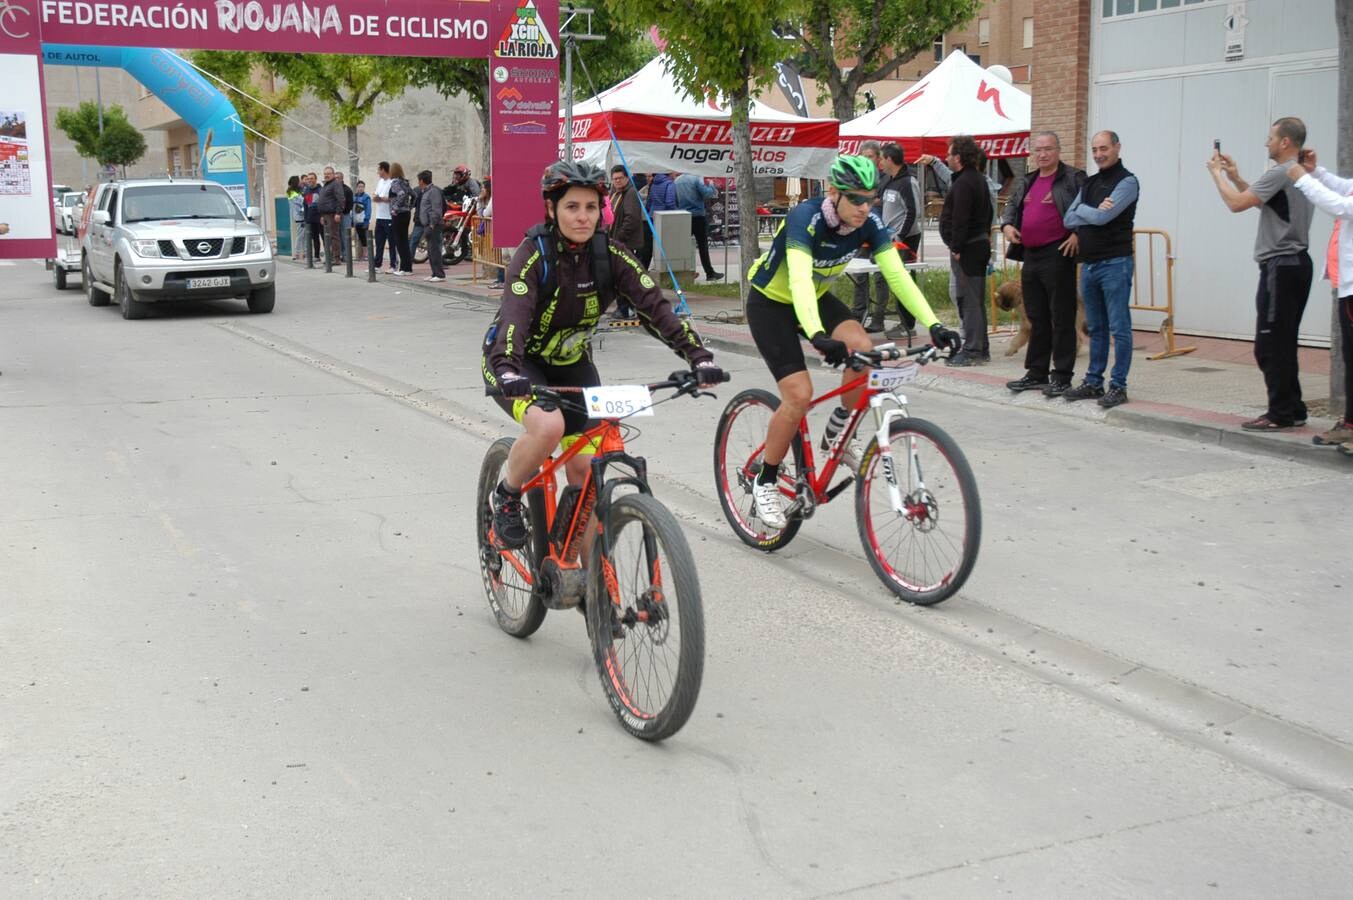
[828,154,878,192]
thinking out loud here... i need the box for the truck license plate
[187,276,231,289]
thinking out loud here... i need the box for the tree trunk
[731,85,759,317]
[477,101,491,173]
[831,81,856,124]
[346,125,359,182]
[1333,1,1351,415]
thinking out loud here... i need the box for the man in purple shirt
[1000,132,1086,395]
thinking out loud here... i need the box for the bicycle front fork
[865,394,920,516]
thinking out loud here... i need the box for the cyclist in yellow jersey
[745,154,961,527]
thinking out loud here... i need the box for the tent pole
[564,38,574,159]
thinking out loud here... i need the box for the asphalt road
[3,259,1352,898]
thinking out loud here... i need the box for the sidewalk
[281,256,1350,472]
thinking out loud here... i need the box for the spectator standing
[286,175,304,260]
[1285,149,1353,448]
[610,166,644,319]
[644,173,678,271]
[1001,131,1087,396]
[417,170,447,283]
[938,135,994,366]
[372,162,394,272]
[850,141,884,325]
[352,180,371,262]
[303,171,322,261]
[1208,117,1315,430]
[676,173,723,281]
[316,165,346,267]
[336,172,354,263]
[387,163,414,276]
[1063,130,1139,409]
[862,142,924,338]
[480,179,505,288]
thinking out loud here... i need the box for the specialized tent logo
[494,0,557,59]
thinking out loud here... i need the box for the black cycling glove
[810,333,850,367]
[497,372,532,398]
[928,323,962,353]
[694,360,724,386]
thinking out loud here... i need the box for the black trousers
[1021,244,1079,383]
[1253,252,1313,424]
[691,215,718,276]
[425,223,445,278]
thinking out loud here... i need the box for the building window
[978,18,990,45]
[933,34,944,61]
[1023,17,1033,48]
[1104,0,1204,17]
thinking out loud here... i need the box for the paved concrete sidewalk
[285,257,1350,473]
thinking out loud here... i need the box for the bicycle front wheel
[855,417,981,606]
[476,437,546,637]
[588,493,704,741]
[713,388,805,552]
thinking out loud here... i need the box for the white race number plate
[586,384,654,418]
[868,364,919,391]
[186,276,231,289]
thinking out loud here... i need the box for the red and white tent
[840,51,1031,160]
[561,55,839,178]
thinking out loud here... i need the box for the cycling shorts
[482,353,601,453]
[746,287,855,382]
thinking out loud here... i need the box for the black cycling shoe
[491,484,528,549]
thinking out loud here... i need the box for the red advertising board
[0,0,60,258]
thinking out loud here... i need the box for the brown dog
[996,279,1088,358]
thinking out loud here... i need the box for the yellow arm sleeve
[786,246,826,337]
[876,247,939,331]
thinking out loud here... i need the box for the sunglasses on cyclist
[839,191,875,207]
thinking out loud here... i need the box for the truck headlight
[131,239,163,258]
[245,235,266,254]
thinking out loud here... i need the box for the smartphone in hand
[1213,139,1221,154]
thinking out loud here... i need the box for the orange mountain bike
[477,370,729,741]
[713,344,981,606]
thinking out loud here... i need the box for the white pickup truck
[81,179,276,319]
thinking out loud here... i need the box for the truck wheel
[247,285,276,313]
[116,262,148,320]
[85,256,110,306]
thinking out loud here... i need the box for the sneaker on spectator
[1314,421,1353,446]
[1063,381,1105,402]
[1098,385,1129,408]
[1006,374,1049,393]
[946,350,976,367]
[1042,381,1071,398]
[427,275,445,282]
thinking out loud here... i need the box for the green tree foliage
[781,0,982,120]
[188,51,301,143]
[95,117,147,174]
[258,54,410,179]
[599,0,790,288]
[55,101,132,160]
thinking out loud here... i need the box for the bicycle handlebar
[846,342,943,371]
[485,369,731,400]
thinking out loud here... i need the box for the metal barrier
[1131,228,1195,360]
[472,215,506,284]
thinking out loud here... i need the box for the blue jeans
[1080,255,1134,389]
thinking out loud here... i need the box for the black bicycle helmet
[828,154,879,192]
[541,160,608,199]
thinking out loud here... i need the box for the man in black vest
[1001,131,1085,395]
[1062,130,1139,408]
[939,135,994,366]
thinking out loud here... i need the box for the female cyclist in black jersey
[743,155,961,527]
[482,161,723,547]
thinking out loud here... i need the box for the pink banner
[36,0,500,56]
[487,0,558,248]
[0,0,58,259]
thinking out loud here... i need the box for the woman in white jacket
[1288,150,1353,452]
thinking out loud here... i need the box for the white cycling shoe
[753,481,788,529]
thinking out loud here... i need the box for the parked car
[80,179,276,319]
[57,191,83,234]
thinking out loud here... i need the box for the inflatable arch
[43,45,250,207]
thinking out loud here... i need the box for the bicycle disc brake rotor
[904,490,940,532]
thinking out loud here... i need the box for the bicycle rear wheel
[476,437,546,637]
[712,388,805,552]
[588,493,704,741]
[855,417,981,606]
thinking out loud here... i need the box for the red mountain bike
[477,371,728,740]
[714,344,981,606]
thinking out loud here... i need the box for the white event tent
[840,51,1031,160]
[560,55,839,178]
